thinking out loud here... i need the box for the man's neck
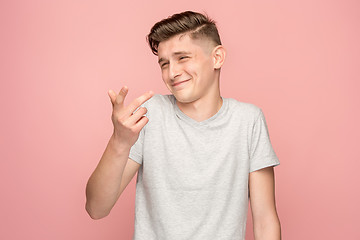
[176,92,223,123]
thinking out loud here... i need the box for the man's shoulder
[227,97,262,118]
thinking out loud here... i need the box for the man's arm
[85,136,140,219]
[249,166,281,240]
[85,87,153,219]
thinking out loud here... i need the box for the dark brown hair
[146,11,222,55]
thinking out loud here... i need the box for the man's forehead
[158,34,191,52]
[157,34,212,60]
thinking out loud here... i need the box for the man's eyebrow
[158,51,191,64]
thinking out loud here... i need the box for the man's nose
[169,62,181,80]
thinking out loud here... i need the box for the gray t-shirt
[129,94,280,240]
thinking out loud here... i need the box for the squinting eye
[179,56,188,60]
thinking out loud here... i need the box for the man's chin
[173,93,196,104]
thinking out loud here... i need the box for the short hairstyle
[146,11,222,56]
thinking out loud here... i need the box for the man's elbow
[85,202,110,220]
[254,216,281,240]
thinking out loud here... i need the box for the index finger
[127,90,154,115]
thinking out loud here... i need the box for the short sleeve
[249,109,280,173]
[128,102,147,165]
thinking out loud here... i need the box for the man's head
[146,11,226,104]
[146,11,222,56]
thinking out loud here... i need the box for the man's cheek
[185,64,197,74]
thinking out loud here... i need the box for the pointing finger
[127,91,154,115]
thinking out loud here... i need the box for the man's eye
[179,56,188,60]
[161,63,168,68]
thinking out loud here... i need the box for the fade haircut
[146,11,222,56]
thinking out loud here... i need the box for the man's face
[157,33,218,104]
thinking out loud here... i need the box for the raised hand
[108,86,154,148]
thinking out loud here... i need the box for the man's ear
[213,45,226,69]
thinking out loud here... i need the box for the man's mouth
[172,79,190,86]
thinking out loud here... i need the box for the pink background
[1,0,359,239]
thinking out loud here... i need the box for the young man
[86,11,281,240]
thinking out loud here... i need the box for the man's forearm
[85,134,130,219]
[254,217,281,240]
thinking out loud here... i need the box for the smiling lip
[172,79,190,86]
